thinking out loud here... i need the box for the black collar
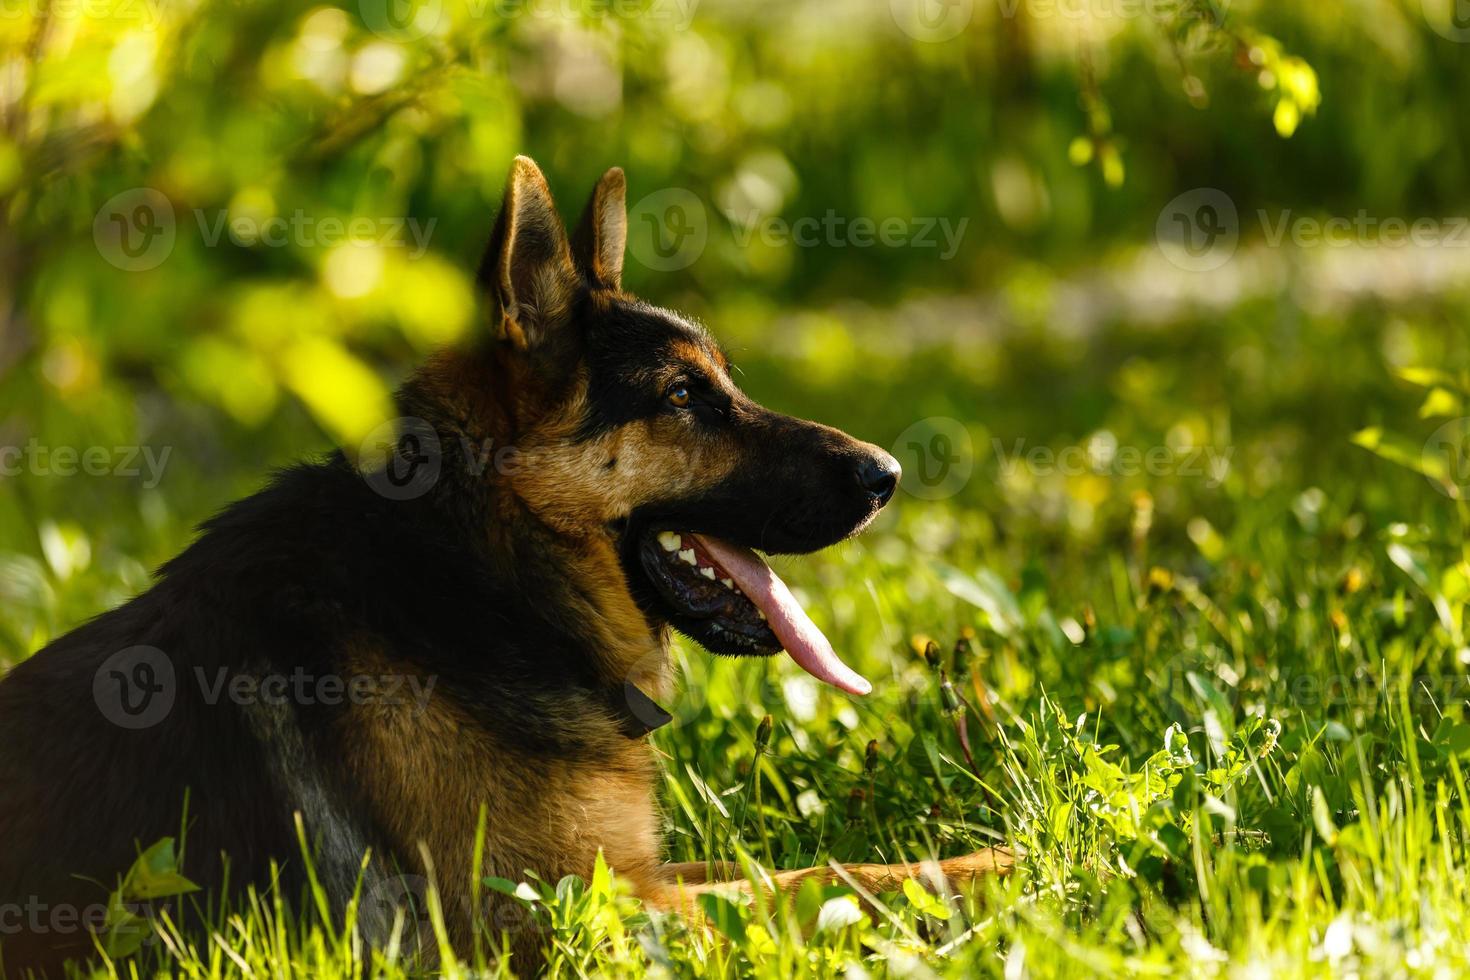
[615,681,673,738]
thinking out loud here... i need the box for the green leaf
[1157,822,1190,860]
[1049,801,1073,842]
[1312,786,1339,845]
[554,875,585,904]
[795,877,826,928]
[120,838,199,901]
[1395,366,1465,392]
[1286,745,1328,800]
[1273,98,1301,137]
[100,903,153,959]
[1173,769,1200,811]
[1352,428,1449,482]
[902,879,952,920]
[482,875,521,897]
[936,564,1024,635]
[1432,719,1470,757]
[698,893,748,943]
[1420,387,1464,419]
[591,850,612,900]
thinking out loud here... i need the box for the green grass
[6,285,1470,978]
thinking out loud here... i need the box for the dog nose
[856,453,901,506]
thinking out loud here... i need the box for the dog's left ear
[480,156,580,354]
[571,167,626,290]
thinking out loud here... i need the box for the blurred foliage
[9,1,1470,975]
[1,0,1468,471]
[2,0,1469,672]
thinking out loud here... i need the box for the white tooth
[720,578,734,589]
[658,532,682,552]
[700,567,716,580]
[757,609,767,620]
[678,548,697,565]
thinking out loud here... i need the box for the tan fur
[339,643,666,955]
[359,158,1010,963]
[670,337,726,380]
[534,532,673,691]
[574,167,627,288]
[509,384,738,533]
[494,157,579,350]
[491,365,738,685]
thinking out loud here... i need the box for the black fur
[0,161,902,977]
[0,451,641,974]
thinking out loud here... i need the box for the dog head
[409,157,900,693]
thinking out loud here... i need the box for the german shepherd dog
[0,157,1009,975]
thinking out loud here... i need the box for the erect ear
[570,167,626,290]
[478,156,579,352]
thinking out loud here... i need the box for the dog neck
[397,347,675,706]
[495,511,674,702]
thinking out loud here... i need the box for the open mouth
[636,529,872,695]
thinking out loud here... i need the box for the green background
[6,0,1470,975]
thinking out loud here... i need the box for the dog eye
[667,386,691,409]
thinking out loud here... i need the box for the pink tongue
[692,534,872,696]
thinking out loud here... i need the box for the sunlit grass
[7,302,1470,977]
